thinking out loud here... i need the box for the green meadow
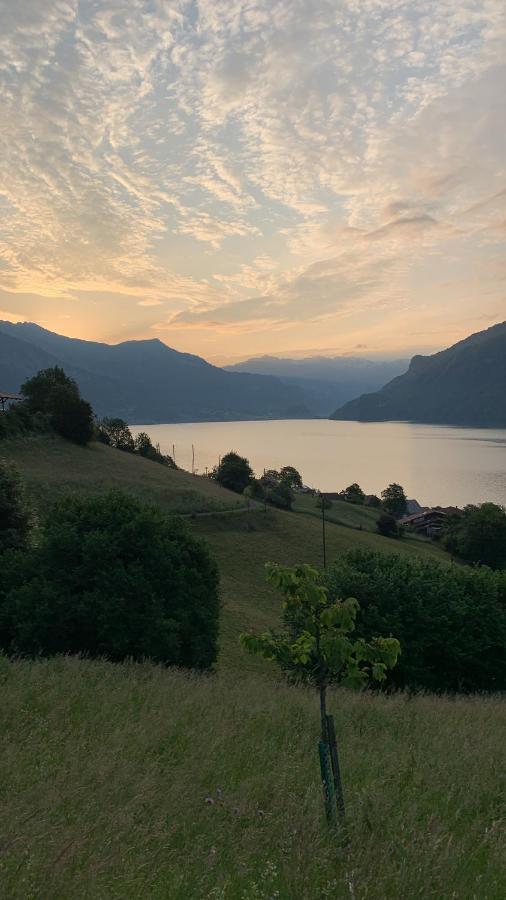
[1,436,504,899]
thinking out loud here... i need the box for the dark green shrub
[0,491,219,669]
[0,460,31,551]
[326,550,506,693]
[377,513,399,537]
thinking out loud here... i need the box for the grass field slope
[1,435,503,899]
[1,435,244,515]
[1,657,504,899]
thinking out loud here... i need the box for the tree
[280,466,303,490]
[364,494,381,508]
[327,550,506,693]
[133,432,176,467]
[381,483,407,518]
[341,483,365,504]
[243,479,265,502]
[241,564,399,823]
[49,385,94,445]
[214,452,253,494]
[0,460,31,552]
[259,470,294,509]
[21,367,94,445]
[21,366,76,414]
[377,512,399,537]
[98,418,135,452]
[0,491,220,669]
[443,503,506,570]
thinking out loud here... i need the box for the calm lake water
[131,420,506,508]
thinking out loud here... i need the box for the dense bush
[326,550,506,693]
[21,367,94,445]
[0,491,219,669]
[377,512,399,537]
[0,460,31,552]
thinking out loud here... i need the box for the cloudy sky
[0,0,505,362]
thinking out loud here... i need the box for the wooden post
[318,740,337,826]
[326,714,345,821]
[192,444,195,474]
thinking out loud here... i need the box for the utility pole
[320,491,327,570]
[192,444,195,474]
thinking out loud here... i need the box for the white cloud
[0,0,504,353]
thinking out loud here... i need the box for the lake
[130,420,506,508]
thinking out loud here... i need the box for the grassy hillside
[293,493,381,532]
[0,435,244,515]
[192,509,447,669]
[1,656,504,899]
[1,435,447,669]
[2,434,501,899]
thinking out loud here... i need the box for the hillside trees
[0,491,219,669]
[21,367,94,445]
[327,550,506,692]
[443,503,506,570]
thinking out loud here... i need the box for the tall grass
[1,656,504,899]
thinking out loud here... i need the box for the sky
[0,0,505,364]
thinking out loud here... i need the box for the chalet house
[399,506,462,537]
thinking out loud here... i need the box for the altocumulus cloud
[0,0,504,355]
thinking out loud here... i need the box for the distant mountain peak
[331,321,506,428]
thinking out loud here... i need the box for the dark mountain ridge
[0,322,309,423]
[331,322,506,427]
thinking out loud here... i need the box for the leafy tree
[214,451,253,494]
[443,503,506,570]
[0,491,219,668]
[49,385,94,445]
[327,550,506,693]
[341,483,365,504]
[259,470,294,509]
[0,460,31,551]
[377,512,399,537]
[364,494,381,508]
[280,466,303,490]
[241,564,399,821]
[21,367,93,445]
[21,366,75,414]
[133,432,176,468]
[381,483,407,518]
[98,417,135,452]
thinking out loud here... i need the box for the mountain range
[331,322,506,428]
[0,322,309,423]
[225,355,408,416]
